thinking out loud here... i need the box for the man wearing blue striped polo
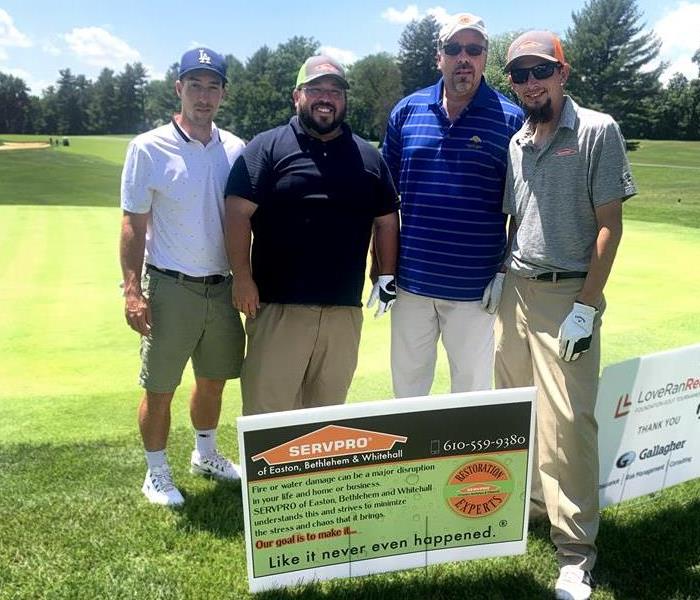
[382,13,523,397]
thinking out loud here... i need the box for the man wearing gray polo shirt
[120,47,245,507]
[494,31,637,600]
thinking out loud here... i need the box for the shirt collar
[428,76,491,110]
[515,95,577,146]
[170,117,221,145]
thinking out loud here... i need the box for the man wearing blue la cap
[120,47,246,507]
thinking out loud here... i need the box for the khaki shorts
[139,269,245,393]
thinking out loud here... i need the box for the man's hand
[481,272,505,314]
[366,275,396,318]
[124,291,151,335]
[558,302,598,362]
[233,275,260,319]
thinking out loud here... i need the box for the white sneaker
[190,450,241,481]
[142,465,185,506]
[555,566,594,600]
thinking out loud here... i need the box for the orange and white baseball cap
[505,30,566,71]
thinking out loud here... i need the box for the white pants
[390,288,496,397]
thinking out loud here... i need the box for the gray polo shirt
[503,96,637,276]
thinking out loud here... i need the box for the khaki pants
[241,304,363,415]
[391,287,496,397]
[495,271,604,571]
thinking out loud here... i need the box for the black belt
[146,264,228,285]
[530,271,588,282]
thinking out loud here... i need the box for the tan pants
[495,272,604,571]
[241,303,363,415]
[391,288,496,397]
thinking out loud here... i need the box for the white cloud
[319,45,357,66]
[381,5,421,24]
[426,6,451,26]
[41,41,62,56]
[0,9,32,47]
[381,5,452,26]
[652,2,700,83]
[63,27,140,69]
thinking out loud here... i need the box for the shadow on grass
[596,494,700,599]
[255,566,549,600]
[177,479,245,538]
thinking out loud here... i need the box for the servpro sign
[252,425,407,465]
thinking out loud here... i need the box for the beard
[524,98,554,123]
[298,102,346,136]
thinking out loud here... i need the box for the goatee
[525,98,554,123]
[298,103,346,136]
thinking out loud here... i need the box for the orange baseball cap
[505,30,566,71]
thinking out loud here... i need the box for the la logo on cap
[198,49,212,65]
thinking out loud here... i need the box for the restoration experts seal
[445,459,513,518]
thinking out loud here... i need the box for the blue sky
[1,1,698,94]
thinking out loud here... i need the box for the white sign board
[596,343,700,508]
[237,388,536,593]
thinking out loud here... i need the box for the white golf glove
[481,272,505,314]
[366,275,397,318]
[558,302,598,362]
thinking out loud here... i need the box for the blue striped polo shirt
[382,77,523,301]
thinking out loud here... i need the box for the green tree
[115,63,148,133]
[0,72,31,132]
[346,53,402,142]
[397,16,440,94]
[484,31,523,100]
[55,69,92,134]
[89,68,119,133]
[564,0,664,137]
[144,63,179,128]
[226,37,320,140]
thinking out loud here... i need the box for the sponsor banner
[596,343,700,507]
[237,388,536,593]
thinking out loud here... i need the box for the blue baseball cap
[179,47,228,84]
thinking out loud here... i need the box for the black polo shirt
[225,117,399,306]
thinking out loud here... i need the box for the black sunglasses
[441,42,486,57]
[509,62,560,84]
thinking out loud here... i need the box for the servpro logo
[445,459,512,518]
[252,425,407,466]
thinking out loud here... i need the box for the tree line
[1,0,699,141]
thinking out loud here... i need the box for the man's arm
[372,212,399,276]
[576,200,623,307]
[225,195,259,318]
[119,210,150,335]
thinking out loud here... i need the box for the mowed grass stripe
[0,206,140,398]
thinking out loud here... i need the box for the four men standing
[121,24,637,598]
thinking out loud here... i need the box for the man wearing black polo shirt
[225,55,399,415]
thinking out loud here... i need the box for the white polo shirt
[121,120,244,276]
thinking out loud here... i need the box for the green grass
[625,139,700,228]
[0,138,699,599]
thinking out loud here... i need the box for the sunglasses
[441,42,486,57]
[509,62,560,84]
